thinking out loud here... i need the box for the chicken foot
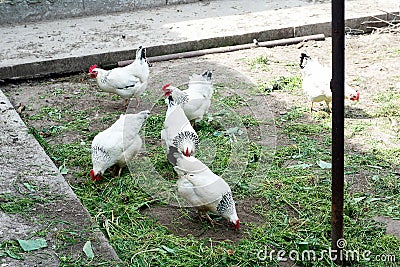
[110,165,123,177]
[197,211,218,227]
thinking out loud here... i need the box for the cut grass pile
[3,54,400,266]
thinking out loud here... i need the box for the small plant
[247,55,270,71]
[373,90,400,117]
[220,94,247,108]
[270,76,302,92]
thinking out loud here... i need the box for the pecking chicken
[299,52,360,112]
[168,147,240,229]
[90,110,150,181]
[162,70,213,123]
[161,95,199,158]
[88,46,150,108]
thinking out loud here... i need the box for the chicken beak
[90,170,102,181]
[230,220,240,230]
[162,84,171,95]
[235,220,240,230]
[164,89,172,97]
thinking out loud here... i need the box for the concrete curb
[0,89,121,265]
[0,12,397,81]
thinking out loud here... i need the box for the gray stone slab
[0,89,121,266]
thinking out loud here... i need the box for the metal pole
[331,0,345,265]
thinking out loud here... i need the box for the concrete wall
[0,0,200,25]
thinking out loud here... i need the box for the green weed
[0,194,47,214]
[220,94,247,108]
[248,55,270,71]
[373,91,400,117]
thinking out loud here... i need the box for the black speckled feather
[100,72,110,84]
[92,145,112,163]
[217,192,235,216]
[173,91,189,105]
[172,131,199,150]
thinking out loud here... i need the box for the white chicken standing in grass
[168,147,240,230]
[90,110,150,181]
[161,95,199,158]
[162,70,214,124]
[300,52,360,112]
[88,46,150,108]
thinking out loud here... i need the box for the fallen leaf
[225,127,243,136]
[23,182,35,192]
[83,241,94,259]
[161,245,175,254]
[17,238,47,252]
[58,164,69,175]
[317,160,332,169]
[213,131,223,137]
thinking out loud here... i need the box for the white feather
[91,110,149,177]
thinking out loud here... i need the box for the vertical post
[331,0,345,265]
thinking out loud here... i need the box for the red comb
[88,64,98,73]
[162,83,171,91]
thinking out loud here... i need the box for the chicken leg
[325,100,332,113]
[134,95,141,108]
[123,99,129,110]
[204,213,216,227]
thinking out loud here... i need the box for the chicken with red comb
[88,64,98,78]
[161,94,199,160]
[88,46,149,108]
[162,70,214,124]
[300,52,360,112]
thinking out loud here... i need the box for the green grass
[0,240,24,260]
[220,94,248,108]
[372,91,400,117]
[256,75,302,94]
[0,194,48,214]
[16,75,400,267]
[270,76,302,92]
[247,55,271,71]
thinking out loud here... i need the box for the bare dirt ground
[3,31,400,244]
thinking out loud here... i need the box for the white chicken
[90,110,150,181]
[168,147,240,230]
[162,70,213,123]
[89,46,150,107]
[161,95,199,158]
[300,52,360,112]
